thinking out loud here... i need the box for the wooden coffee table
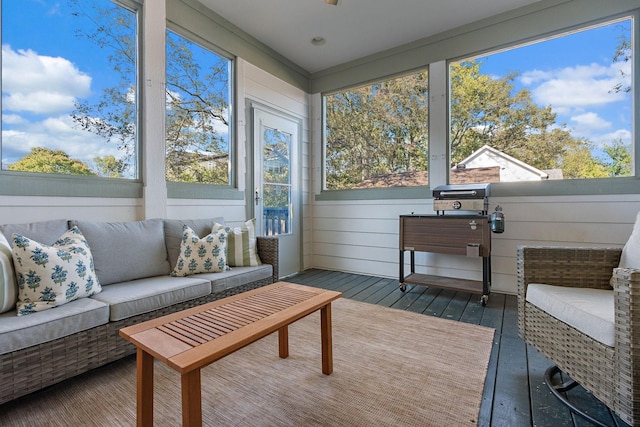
[119,281,342,427]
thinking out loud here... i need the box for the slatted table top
[119,282,342,374]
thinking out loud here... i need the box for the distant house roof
[354,170,429,188]
[450,166,501,184]
[352,145,561,188]
[456,145,550,181]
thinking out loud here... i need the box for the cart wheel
[481,295,489,306]
[399,283,407,292]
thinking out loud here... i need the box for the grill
[432,183,490,215]
[398,183,493,305]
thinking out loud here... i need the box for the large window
[324,70,428,190]
[1,0,138,178]
[449,17,633,184]
[165,30,232,185]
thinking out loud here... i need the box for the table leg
[278,325,289,358]
[320,303,333,375]
[137,348,154,427]
[181,369,202,427]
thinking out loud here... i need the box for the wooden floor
[283,269,630,427]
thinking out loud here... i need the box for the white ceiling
[197,0,541,73]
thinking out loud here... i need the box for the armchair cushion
[619,210,640,270]
[526,283,614,346]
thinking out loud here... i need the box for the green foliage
[8,148,96,176]
[449,61,580,171]
[325,71,429,190]
[602,139,632,177]
[70,0,137,172]
[325,58,629,190]
[94,155,126,178]
[69,1,230,184]
[262,129,291,208]
[165,32,230,184]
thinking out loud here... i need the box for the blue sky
[1,1,634,172]
[472,17,632,155]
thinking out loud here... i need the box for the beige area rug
[0,298,495,426]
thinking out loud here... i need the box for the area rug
[0,298,495,426]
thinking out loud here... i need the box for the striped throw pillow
[212,219,262,267]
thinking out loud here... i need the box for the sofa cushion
[90,275,211,321]
[164,218,225,269]
[0,297,109,355]
[171,226,228,276]
[197,265,273,294]
[70,219,170,286]
[12,226,102,316]
[0,234,16,314]
[526,283,614,347]
[212,219,262,267]
[0,219,69,246]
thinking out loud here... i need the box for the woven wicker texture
[517,245,640,426]
[0,298,495,427]
[0,235,278,406]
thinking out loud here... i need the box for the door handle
[255,188,261,205]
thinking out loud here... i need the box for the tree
[94,155,126,178]
[8,147,96,175]
[165,32,230,184]
[325,71,429,189]
[70,0,230,184]
[602,139,632,177]
[611,36,631,94]
[70,0,137,173]
[451,61,583,170]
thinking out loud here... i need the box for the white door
[251,104,301,278]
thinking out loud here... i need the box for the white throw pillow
[212,219,262,267]
[0,233,17,313]
[619,210,640,269]
[12,226,102,316]
[171,225,228,276]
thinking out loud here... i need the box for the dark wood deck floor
[283,269,629,427]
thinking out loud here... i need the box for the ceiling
[197,0,541,74]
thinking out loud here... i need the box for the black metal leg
[410,251,415,274]
[545,365,612,427]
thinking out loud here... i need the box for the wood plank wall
[311,194,640,295]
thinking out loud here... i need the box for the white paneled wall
[311,195,640,295]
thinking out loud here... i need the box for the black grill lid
[432,183,490,199]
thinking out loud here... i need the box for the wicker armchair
[517,245,640,426]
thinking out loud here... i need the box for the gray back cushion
[164,218,224,270]
[0,219,69,246]
[70,219,170,285]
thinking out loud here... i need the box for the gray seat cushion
[164,218,225,270]
[197,265,273,293]
[90,275,211,321]
[70,219,171,286]
[0,298,109,354]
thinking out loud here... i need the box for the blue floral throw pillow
[171,225,228,277]
[12,226,102,316]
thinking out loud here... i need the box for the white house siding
[311,195,640,295]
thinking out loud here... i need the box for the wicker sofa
[0,217,278,405]
[517,242,640,425]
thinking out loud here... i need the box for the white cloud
[2,115,122,167]
[1,44,91,114]
[520,62,629,108]
[595,128,632,146]
[2,113,27,125]
[570,112,611,131]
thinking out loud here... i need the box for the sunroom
[0,0,639,425]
